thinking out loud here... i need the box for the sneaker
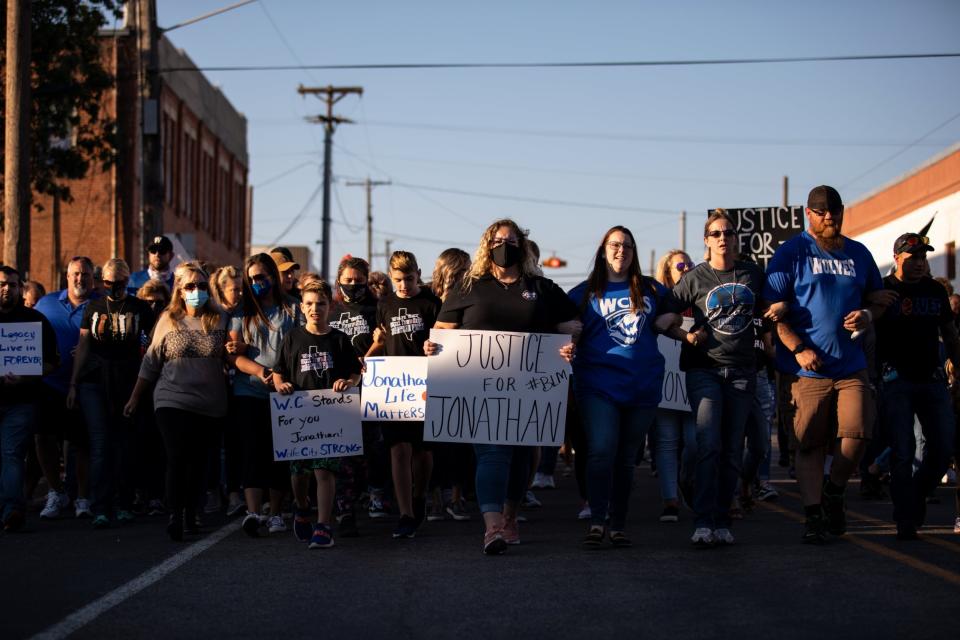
[242,512,262,537]
[522,491,542,508]
[117,510,136,523]
[308,523,335,549]
[482,529,507,555]
[226,495,245,517]
[802,513,828,545]
[445,499,471,521]
[954,517,960,534]
[577,502,592,521]
[659,505,680,523]
[541,475,556,489]
[714,528,735,545]
[183,512,200,536]
[40,490,70,519]
[204,491,222,514]
[3,509,25,532]
[582,525,605,549]
[502,517,520,545]
[426,502,446,522]
[267,515,286,534]
[392,515,417,539]
[338,513,360,538]
[530,472,548,489]
[822,490,847,536]
[368,495,388,519]
[75,498,93,519]
[609,530,632,548]
[92,515,110,529]
[754,480,779,502]
[147,499,166,516]
[293,509,313,542]
[691,527,715,548]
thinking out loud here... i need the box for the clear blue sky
[158,0,960,287]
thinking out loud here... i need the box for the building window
[948,241,956,280]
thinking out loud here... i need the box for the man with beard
[34,257,101,519]
[875,234,960,539]
[764,185,888,544]
[0,267,59,530]
[129,235,176,293]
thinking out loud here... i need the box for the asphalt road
[5,460,960,640]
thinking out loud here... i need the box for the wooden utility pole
[679,210,687,252]
[137,0,163,268]
[298,85,363,281]
[4,0,32,273]
[345,177,390,264]
[782,175,789,208]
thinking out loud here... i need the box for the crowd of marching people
[2,184,960,555]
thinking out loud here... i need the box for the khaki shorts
[788,369,874,450]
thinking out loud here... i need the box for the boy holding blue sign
[273,281,362,549]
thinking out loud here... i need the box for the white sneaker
[75,498,93,518]
[521,491,542,508]
[542,475,556,489]
[226,495,245,517]
[530,473,548,489]
[577,502,592,520]
[40,490,70,519]
[714,528,735,545]
[691,527,715,547]
[954,517,960,534]
[267,514,287,533]
[204,491,222,514]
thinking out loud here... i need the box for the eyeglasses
[900,235,930,248]
[606,241,635,252]
[809,207,843,217]
[182,282,209,292]
[673,261,692,272]
[707,229,737,239]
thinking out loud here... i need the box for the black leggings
[235,395,288,492]
[155,407,210,517]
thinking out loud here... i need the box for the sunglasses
[707,229,736,238]
[901,235,930,248]
[182,282,209,292]
[809,208,843,217]
[102,279,128,287]
[673,261,692,272]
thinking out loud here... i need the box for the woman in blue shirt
[569,226,673,548]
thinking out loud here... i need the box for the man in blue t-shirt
[128,235,175,293]
[764,185,888,544]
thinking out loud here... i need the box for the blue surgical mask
[251,280,271,298]
[184,289,209,309]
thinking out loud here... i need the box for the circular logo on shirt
[704,283,755,335]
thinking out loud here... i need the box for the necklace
[104,296,129,340]
[708,263,739,305]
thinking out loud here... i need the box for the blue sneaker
[92,515,110,529]
[117,510,136,523]
[308,523,334,549]
[293,509,313,542]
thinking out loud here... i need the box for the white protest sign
[657,317,692,412]
[0,322,43,376]
[425,329,571,447]
[711,206,805,270]
[269,389,363,461]
[361,356,427,421]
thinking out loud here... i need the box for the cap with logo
[893,233,934,256]
[147,235,174,254]
[807,185,844,213]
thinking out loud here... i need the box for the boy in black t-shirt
[366,251,441,538]
[273,281,362,549]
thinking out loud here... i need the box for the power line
[332,181,365,233]
[157,52,960,73]
[268,181,323,246]
[253,160,317,189]
[841,108,960,189]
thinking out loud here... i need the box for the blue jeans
[0,403,35,520]
[654,408,696,501]
[578,392,656,529]
[537,446,559,475]
[78,383,136,518]
[473,444,531,513]
[686,368,755,529]
[742,370,776,483]
[882,378,956,526]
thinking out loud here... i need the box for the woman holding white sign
[569,227,675,548]
[430,219,580,555]
[124,262,229,541]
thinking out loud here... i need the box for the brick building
[26,30,249,291]
[845,143,960,289]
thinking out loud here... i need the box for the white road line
[29,522,237,640]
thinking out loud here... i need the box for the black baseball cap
[147,235,174,254]
[893,233,934,256]
[807,185,844,213]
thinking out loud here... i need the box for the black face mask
[490,243,523,269]
[339,283,368,303]
[109,283,127,299]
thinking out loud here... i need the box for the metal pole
[783,175,789,208]
[680,210,687,252]
[321,124,333,282]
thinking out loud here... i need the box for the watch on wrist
[792,344,807,355]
